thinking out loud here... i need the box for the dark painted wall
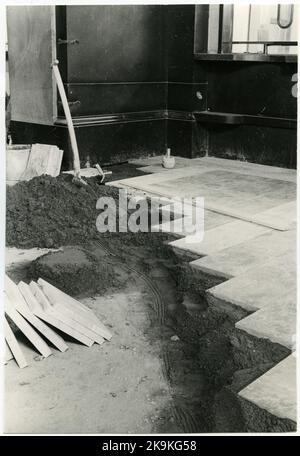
[163,4,297,167]
[10,4,169,166]
[41,4,168,166]
[10,120,167,171]
[60,5,167,165]
[197,59,297,167]
[165,5,208,158]
[10,4,297,168]
[66,6,166,83]
[204,62,296,117]
[61,5,167,116]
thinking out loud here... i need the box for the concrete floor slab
[250,201,296,231]
[239,355,296,422]
[169,221,270,257]
[235,293,296,350]
[129,156,166,166]
[190,229,296,279]
[137,158,205,174]
[198,157,297,183]
[108,159,296,229]
[141,171,295,218]
[153,205,234,237]
[207,254,296,312]
[129,155,194,168]
[130,156,296,183]
[107,166,217,190]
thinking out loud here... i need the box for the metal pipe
[277,4,294,29]
[246,5,252,52]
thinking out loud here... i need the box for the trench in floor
[5,173,295,433]
[5,228,294,434]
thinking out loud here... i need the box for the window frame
[194,4,298,63]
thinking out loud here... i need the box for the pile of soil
[29,246,125,296]
[6,167,176,253]
[6,174,120,248]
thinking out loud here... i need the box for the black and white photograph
[1,1,298,437]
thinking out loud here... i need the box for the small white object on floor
[162,148,175,169]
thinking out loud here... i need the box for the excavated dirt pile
[29,245,126,297]
[6,174,120,248]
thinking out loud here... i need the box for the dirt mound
[6,174,119,249]
[29,246,125,296]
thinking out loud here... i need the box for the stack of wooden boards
[4,275,112,368]
[6,143,63,186]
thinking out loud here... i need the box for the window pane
[232,4,298,55]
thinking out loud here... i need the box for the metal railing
[225,40,298,55]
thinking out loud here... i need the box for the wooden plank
[21,281,103,346]
[47,302,105,345]
[38,278,96,316]
[29,282,94,347]
[27,303,94,348]
[4,318,28,369]
[17,281,69,352]
[29,281,53,311]
[2,342,13,365]
[38,278,112,340]
[5,293,52,358]
[21,144,50,180]
[39,281,111,341]
[21,144,63,180]
[5,274,29,308]
[6,343,14,362]
[48,148,63,177]
[32,281,104,344]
